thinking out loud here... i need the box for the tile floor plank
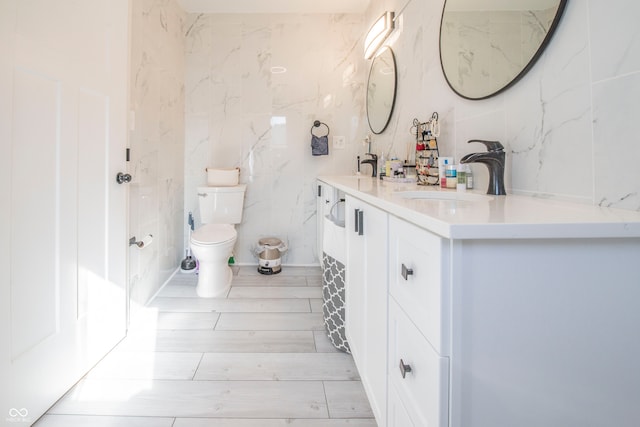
[131,312,220,330]
[228,286,322,299]
[230,275,309,287]
[194,353,359,381]
[173,419,377,426]
[49,379,329,419]
[215,312,324,331]
[148,297,311,313]
[34,415,175,427]
[314,331,345,353]
[236,266,319,277]
[119,330,317,353]
[86,351,202,380]
[310,298,324,313]
[307,275,323,286]
[156,282,199,298]
[324,381,374,419]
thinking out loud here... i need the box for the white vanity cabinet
[386,213,640,427]
[344,195,388,426]
[319,176,640,427]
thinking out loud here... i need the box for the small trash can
[256,237,287,275]
[322,200,350,353]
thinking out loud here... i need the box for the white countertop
[318,176,640,239]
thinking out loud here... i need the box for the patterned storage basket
[322,202,349,353]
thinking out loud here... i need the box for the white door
[0,1,129,424]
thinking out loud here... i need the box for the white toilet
[190,182,246,298]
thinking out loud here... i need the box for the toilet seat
[191,224,236,246]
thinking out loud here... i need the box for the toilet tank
[197,184,246,224]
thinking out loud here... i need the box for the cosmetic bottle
[438,157,453,188]
[456,164,467,192]
[445,164,457,188]
[465,165,474,189]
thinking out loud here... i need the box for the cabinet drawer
[388,382,415,427]
[388,216,449,354]
[389,298,449,427]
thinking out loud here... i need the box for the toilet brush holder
[180,249,197,273]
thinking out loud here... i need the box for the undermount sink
[394,190,493,202]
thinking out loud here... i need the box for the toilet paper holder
[129,235,153,248]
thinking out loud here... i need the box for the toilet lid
[191,224,236,245]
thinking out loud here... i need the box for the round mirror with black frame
[439,0,567,100]
[366,46,397,134]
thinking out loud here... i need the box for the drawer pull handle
[401,264,413,280]
[399,359,412,378]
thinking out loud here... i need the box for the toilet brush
[180,212,197,272]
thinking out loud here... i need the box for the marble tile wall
[184,13,367,265]
[366,0,640,209]
[180,0,639,268]
[130,0,186,310]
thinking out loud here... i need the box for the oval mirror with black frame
[366,46,397,134]
[440,0,567,100]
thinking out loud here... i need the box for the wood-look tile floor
[37,267,376,426]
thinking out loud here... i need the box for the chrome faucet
[460,139,506,195]
[360,153,378,178]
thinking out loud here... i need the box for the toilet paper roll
[139,234,153,249]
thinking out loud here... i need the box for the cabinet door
[389,298,449,427]
[345,196,388,426]
[388,382,416,427]
[345,196,366,363]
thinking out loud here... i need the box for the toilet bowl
[190,176,245,298]
[190,223,237,298]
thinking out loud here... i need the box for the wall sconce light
[364,11,395,60]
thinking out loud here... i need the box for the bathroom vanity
[317,176,640,427]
